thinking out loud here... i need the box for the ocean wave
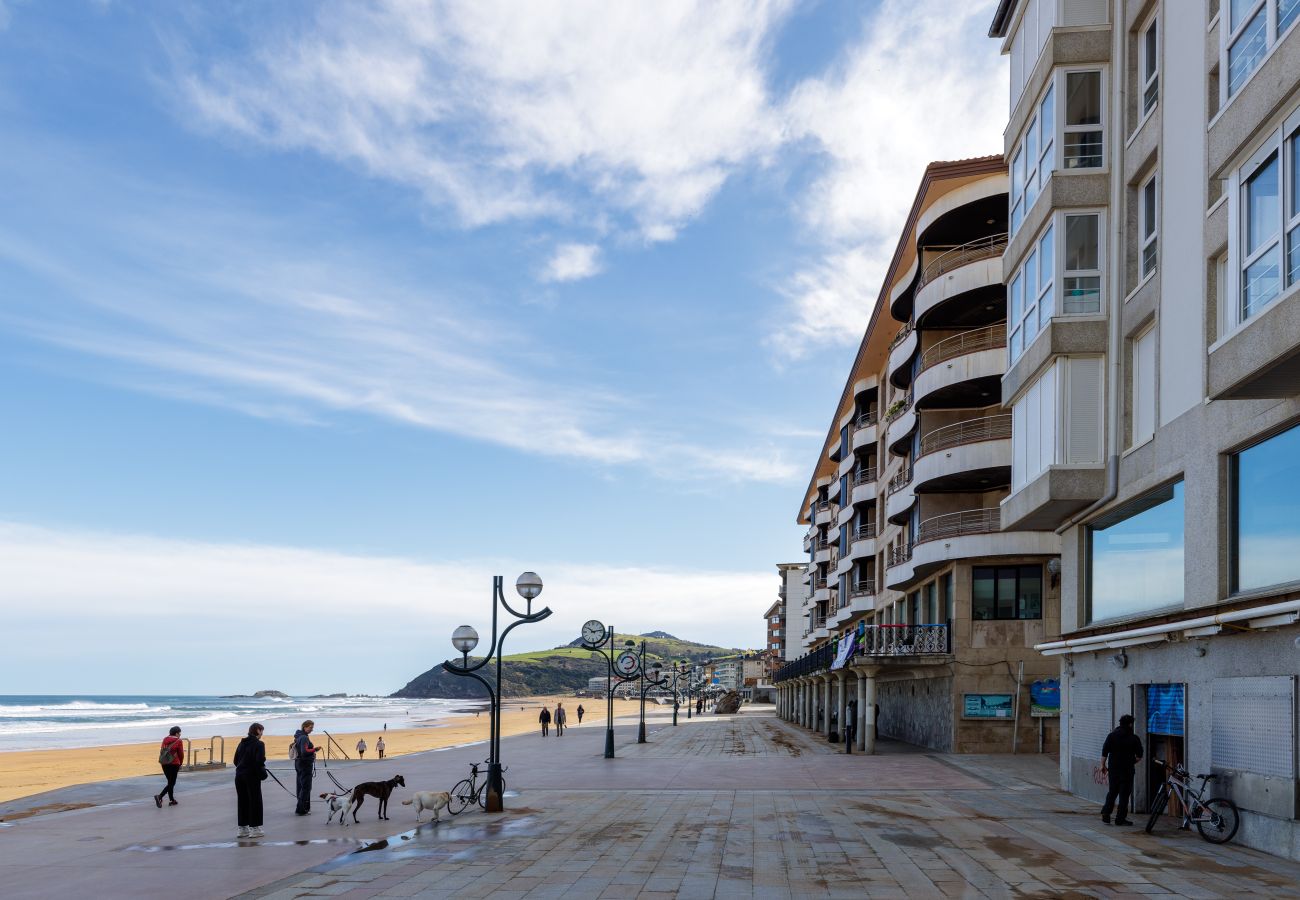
[0,702,171,717]
[0,710,236,736]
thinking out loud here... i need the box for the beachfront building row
[774,158,1062,755]
[988,0,1300,859]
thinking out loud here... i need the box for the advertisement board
[963,693,1014,719]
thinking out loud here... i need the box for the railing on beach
[183,735,226,770]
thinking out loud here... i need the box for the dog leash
[263,767,297,797]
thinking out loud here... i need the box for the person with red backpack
[154,726,184,807]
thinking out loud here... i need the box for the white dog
[401,791,450,823]
[319,791,352,826]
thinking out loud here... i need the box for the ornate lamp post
[637,646,667,743]
[443,572,550,812]
[670,659,689,726]
[578,622,641,758]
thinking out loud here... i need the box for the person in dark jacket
[538,706,551,736]
[234,722,267,839]
[1101,714,1144,825]
[293,720,321,815]
[154,726,184,807]
[554,703,567,736]
[576,704,585,724]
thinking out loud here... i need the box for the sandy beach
[0,696,644,804]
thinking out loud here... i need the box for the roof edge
[988,0,1019,37]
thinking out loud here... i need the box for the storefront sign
[964,693,1014,718]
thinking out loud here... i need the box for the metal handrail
[919,324,1007,372]
[887,466,913,495]
[855,522,877,541]
[857,623,951,657]
[885,389,914,423]
[916,508,1000,545]
[852,466,877,486]
[917,233,1008,290]
[855,412,877,429]
[850,582,875,598]
[889,321,915,351]
[919,414,1012,456]
[888,544,912,566]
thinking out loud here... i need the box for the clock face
[615,650,640,677]
[581,619,606,645]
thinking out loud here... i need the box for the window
[1063,71,1103,169]
[1225,1,1300,98]
[1138,174,1159,278]
[1232,422,1300,591]
[1063,213,1101,313]
[924,581,937,624]
[1131,326,1156,447]
[1010,86,1057,238]
[972,566,1043,620]
[1231,111,1300,329]
[943,572,954,622]
[1243,151,1281,319]
[1088,480,1185,622]
[1140,17,1159,116]
[1009,225,1055,361]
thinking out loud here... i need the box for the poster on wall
[1030,679,1061,717]
[964,693,1014,718]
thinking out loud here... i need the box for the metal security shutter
[1061,0,1108,27]
[1070,680,1113,759]
[1212,676,1297,778]
[1066,357,1103,464]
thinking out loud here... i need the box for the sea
[0,694,477,752]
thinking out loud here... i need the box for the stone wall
[878,675,953,752]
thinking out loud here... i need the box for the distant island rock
[308,693,350,699]
[220,690,290,699]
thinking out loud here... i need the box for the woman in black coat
[233,722,267,839]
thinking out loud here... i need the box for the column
[823,677,833,740]
[836,671,848,744]
[863,672,877,754]
[856,674,867,751]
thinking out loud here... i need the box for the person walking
[356,738,367,759]
[1101,714,1144,826]
[554,703,567,736]
[234,722,267,839]
[376,736,385,760]
[844,700,857,754]
[538,705,551,736]
[154,726,184,807]
[576,704,585,724]
[292,720,321,815]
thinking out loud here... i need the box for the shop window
[1088,480,1185,622]
[972,565,1043,620]
[1232,421,1300,591]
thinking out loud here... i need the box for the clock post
[578,621,641,759]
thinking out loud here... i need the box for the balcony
[911,507,1059,579]
[912,414,1011,494]
[856,623,951,658]
[814,501,838,526]
[885,466,915,523]
[888,324,918,388]
[919,324,1007,373]
[885,542,915,590]
[914,326,1006,409]
[1208,287,1300,399]
[916,508,1000,545]
[916,233,1008,292]
[851,413,878,452]
[919,414,1012,455]
[886,391,917,455]
[914,234,1007,325]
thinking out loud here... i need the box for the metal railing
[919,414,1012,456]
[888,321,915,351]
[917,233,1008,290]
[887,466,913,495]
[919,323,1007,372]
[855,411,877,430]
[887,544,912,567]
[812,575,828,590]
[850,582,875,599]
[815,537,829,550]
[855,521,876,541]
[857,623,951,656]
[885,389,914,423]
[852,466,877,486]
[916,508,1001,545]
[182,736,226,771]
[774,642,834,682]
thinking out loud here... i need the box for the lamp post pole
[444,572,550,813]
[637,644,666,744]
[578,623,639,759]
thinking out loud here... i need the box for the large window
[972,565,1043,620]
[1063,213,1101,313]
[1225,0,1300,98]
[1011,86,1056,237]
[1233,422,1300,591]
[1131,326,1156,447]
[1232,109,1300,328]
[1010,225,1054,359]
[1088,480,1185,622]
[1063,71,1103,169]
[1140,16,1159,116]
[1140,173,1158,278]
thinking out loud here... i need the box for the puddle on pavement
[308,812,545,872]
[125,838,361,852]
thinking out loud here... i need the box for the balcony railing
[855,521,876,541]
[812,575,828,590]
[852,466,877,486]
[774,642,834,682]
[857,623,951,656]
[887,466,913,495]
[815,537,829,550]
[918,414,1013,457]
[917,233,1008,290]
[850,582,875,599]
[916,508,1001,545]
[887,544,912,567]
[855,412,877,430]
[888,321,915,352]
[885,389,914,423]
[919,323,1007,372]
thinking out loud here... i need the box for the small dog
[319,791,351,826]
[346,775,405,822]
[401,791,450,823]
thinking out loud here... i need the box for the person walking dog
[554,702,567,736]
[538,705,551,736]
[154,726,184,807]
[292,720,321,815]
[1101,714,1144,826]
[234,723,267,839]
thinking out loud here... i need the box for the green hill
[390,632,741,699]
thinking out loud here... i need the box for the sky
[0,0,1006,695]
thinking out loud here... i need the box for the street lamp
[669,659,689,726]
[579,622,641,758]
[637,647,667,743]
[443,573,551,812]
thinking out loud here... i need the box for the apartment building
[991,0,1300,859]
[775,158,1062,755]
[764,563,805,679]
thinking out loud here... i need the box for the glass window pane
[1011,148,1024,200]
[1144,23,1158,81]
[1064,131,1103,168]
[1230,0,1254,32]
[1242,246,1281,318]
[1010,272,1023,324]
[1018,566,1043,619]
[1039,140,1054,190]
[1246,154,1279,255]
[1291,134,1300,218]
[1065,214,1098,270]
[972,567,995,620]
[1088,481,1185,622]
[1038,285,1054,328]
[1236,423,1300,591]
[1024,249,1037,304]
[1142,179,1157,240]
[1065,72,1101,125]
[1039,226,1054,292]
[1010,326,1023,359]
[1288,226,1300,286]
[996,570,1017,618]
[1040,86,1054,145]
[1228,10,1268,96]
[1026,120,1038,174]
[1283,0,1300,35]
[1011,198,1023,235]
[1064,276,1101,313]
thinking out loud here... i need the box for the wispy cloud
[541,243,602,283]
[0,520,771,693]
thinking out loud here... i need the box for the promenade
[2,708,1298,898]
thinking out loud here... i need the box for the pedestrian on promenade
[844,700,857,754]
[1100,714,1143,825]
[154,726,184,807]
[576,704,585,724]
[376,736,385,759]
[539,706,551,736]
[554,703,567,736]
[234,722,266,839]
[356,737,367,759]
[292,720,321,815]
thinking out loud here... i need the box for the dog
[319,791,352,826]
[401,791,450,823]
[346,775,405,822]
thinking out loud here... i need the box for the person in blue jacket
[292,720,321,815]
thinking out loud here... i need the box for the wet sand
[0,696,639,803]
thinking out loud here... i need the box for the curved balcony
[913,414,1012,493]
[885,392,917,455]
[828,477,842,503]
[836,502,856,527]
[814,501,837,526]
[814,543,832,564]
[850,476,876,507]
[914,326,1006,409]
[887,324,918,387]
[914,235,1007,325]
[885,466,915,523]
[837,453,857,478]
[885,543,915,590]
[910,509,1059,579]
[848,522,877,562]
[851,413,878,452]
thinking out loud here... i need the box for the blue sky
[0,0,1005,694]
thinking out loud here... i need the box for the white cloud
[541,242,602,283]
[766,243,891,361]
[0,521,771,693]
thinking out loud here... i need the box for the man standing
[538,705,551,736]
[554,702,567,736]
[376,736,385,760]
[293,720,321,815]
[844,700,857,754]
[356,737,367,759]
[1101,714,1144,825]
[576,704,585,724]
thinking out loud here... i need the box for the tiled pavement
[235,709,1300,899]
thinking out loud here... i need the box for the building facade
[991,0,1300,860]
[775,158,1063,755]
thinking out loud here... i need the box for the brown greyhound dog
[346,775,405,822]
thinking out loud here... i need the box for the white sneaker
[248,827,264,838]
[238,826,250,839]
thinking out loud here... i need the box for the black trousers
[159,764,180,801]
[295,760,313,813]
[556,721,565,735]
[236,774,263,827]
[1102,766,1135,821]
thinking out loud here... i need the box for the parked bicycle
[1144,758,1240,844]
[447,759,508,815]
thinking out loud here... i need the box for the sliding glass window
[1088,481,1184,622]
[1233,422,1300,591]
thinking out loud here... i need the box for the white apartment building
[992,0,1300,859]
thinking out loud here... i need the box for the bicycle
[1144,758,1240,844]
[447,759,508,815]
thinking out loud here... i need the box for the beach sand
[0,696,642,804]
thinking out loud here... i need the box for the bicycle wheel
[1144,784,1169,833]
[1196,797,1240,844]
[476,774,506,808]
[447,778,474,815]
